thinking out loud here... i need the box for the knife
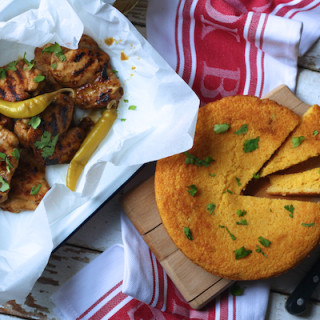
[285,256,320,315]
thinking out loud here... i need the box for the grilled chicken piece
[0,115,13,131]
[0,149,50,213]
[14,94,93,165]
[34,34,123,109]
[0,59,44,102]
[0,125,20,203]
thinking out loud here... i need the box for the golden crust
[261,104,320,177]
[154,95,319,280]
[267,167,320,196]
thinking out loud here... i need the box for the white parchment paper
[0,0,199,304]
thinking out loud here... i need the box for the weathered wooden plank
[299,40,320,73]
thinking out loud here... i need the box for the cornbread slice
[267,168,320,195]
[261,104,320,177]
[155,95,302,280]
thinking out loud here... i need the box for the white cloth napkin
[51,213,270,320]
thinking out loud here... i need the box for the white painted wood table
[1,1,320,319]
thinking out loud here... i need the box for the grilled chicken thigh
[0,149,50,213]
[34,34,123,109]
[0,125,20,203]
[0,59,44,102]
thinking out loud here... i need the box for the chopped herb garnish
[236,219,248,225]
[0,60,18,79]
[0,176,9,192]
[124,99,129,103]
[184,227,193,240]
[253,172,260,179]
[50,62,57,69]
[214,123,230,134]
[219,225,236,240]
[23,53,34,70]
[235,177,241,186]
[120,118,126,122]
[313,130,319,136]
[30,183,42,195]
[243,137,259,153]
[207,203,216,215]
[292,136,305,148]
[234,246,252,259]
[11,148,20,160]
[256,245,267,257]
[33,73,45,82]
[284,204,294,218]
[42,42,66,61]
[230,284,244,296]
[302,222,315,227]
[28,116,41,129]
[209,173,216,177]
[186,184,198,196]
[128,105,137,110]
[236,209,247,217]
[234,124,248,136]
[223,189,233,194]
[183,152,214,167]
[34,131,59,159]
[0,152,13,172]
[112,69,118,74]
[258,236,271,248]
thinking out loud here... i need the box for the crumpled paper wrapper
[0,0,199,304]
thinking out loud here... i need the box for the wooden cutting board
[121,85,310,310]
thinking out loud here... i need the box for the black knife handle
[285,256,320,315]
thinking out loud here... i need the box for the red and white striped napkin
[146,0,320,105]
[51,214,270,320]
[51,1,320,319]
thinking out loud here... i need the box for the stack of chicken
[0,35,123,213]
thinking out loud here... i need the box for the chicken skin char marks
[0,34,121,212]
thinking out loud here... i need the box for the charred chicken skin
[0,125,20,203]
[34,34,123,109]
[0,59,44,102]
[0,149,50,213]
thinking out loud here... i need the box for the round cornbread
[155,95,320,280]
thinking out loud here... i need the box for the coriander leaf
[0,152,12,172]
[219,225,236,240]
[184,227,193,240]
[256,245,267,258]
[209,173,216,177]
[292,136,305,148]
[51,62,57,69]
[183,152,214,167]
[236,219,248,225]
[30,183,42,195]
[302,222,315,227]
[243,137,259,153]
[128,105,137,110]
[236,209,247,217]
[28,116,41,129]
[214,123,230,134]
[0,69,6,79]
[33,73,45,83]
[234,246,252,259]
[6,60,17,71]
[34,131,59,159]
[235,177,241,186]
[0,176,9,192]
[120,118,126,122]
[207,203,216,215]
[223,189,233,194]
[230,284,244,296]
[313,130,319,136]
[0,152,6,160]
[123,99,129,103]
[42,42,66,61]
[258,236,271,248]
[23,52,34,70]
[186,184,198,196]
[284,204,294,218]
[11,148,20,160]
[253,172,260,179]
[234,124,248,136]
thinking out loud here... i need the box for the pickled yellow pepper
[0,88,75,118]
[66,108,117,191]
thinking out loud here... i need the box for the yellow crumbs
[121,51,129,61]
[104,37,115,46]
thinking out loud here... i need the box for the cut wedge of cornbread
[267,167,320,195]
[155,95,304,280]
[261,104,320,177]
